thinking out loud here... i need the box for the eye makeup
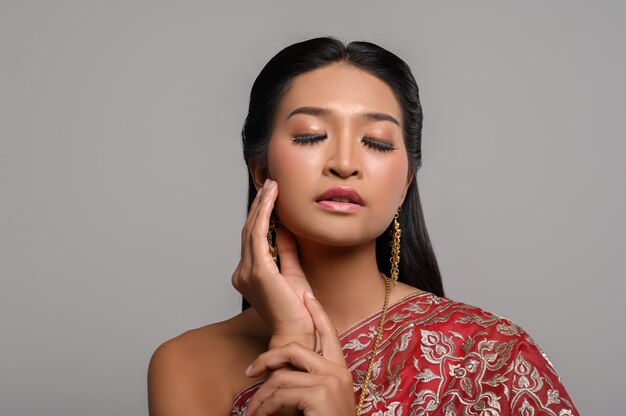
[291,134,396,152]
[362,137,396,152]
[291,134,328,143]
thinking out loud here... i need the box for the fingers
[246,366,353,416]
[274,226,313,298]
[233,179,278,289]
[245,342,340,378]
[249,180,278,264]
[245,342,312,377]
[274,225,301,275]
[241,181,266,254]
[303,292,346,366]
[242,179,275,252]
[245,359,355,416]
[245,369,325,415]
[249,387,313,416]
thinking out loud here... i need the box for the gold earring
[389,208,401,284]
[267,215,278,263]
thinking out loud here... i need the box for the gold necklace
[355,273,391,415]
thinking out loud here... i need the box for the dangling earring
[267,214,279,264]
[389,208,401,284]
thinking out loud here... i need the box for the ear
[248,162,270,191]
[399,170,415,206]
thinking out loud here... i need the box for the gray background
[1,1,624,415]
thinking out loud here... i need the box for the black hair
[241,36,444,310]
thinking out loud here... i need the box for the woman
[148,37,578,415]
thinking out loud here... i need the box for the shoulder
[405,293,554,368]
[147,309,268,416]
[395,292,537,344]
[393,292,579,414]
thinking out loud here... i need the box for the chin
[288,222,382,248]
[276,204,389,247]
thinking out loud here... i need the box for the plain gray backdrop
[1,1,624,414]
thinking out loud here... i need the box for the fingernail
[267,180,275,189]
[245,363,253,376]
[305,291,315,300]
[263,179,270,188]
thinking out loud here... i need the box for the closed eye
[291,134,327,144]
[362,137,396,152]
[292,134,396,152]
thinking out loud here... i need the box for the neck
[294,237,388,333]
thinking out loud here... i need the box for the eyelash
[291,134,396,152]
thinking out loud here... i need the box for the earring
[267,215,279,263]
[390,208,401,284]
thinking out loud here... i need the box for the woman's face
[259,63,411,246]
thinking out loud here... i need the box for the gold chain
[390,211,401,284]
[355,273,391,415]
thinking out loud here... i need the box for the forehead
[277,63,402,123]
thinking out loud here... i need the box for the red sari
[231,291,578,415]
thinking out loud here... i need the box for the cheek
[267,140,317,186]
[369,152,410,205]
[266,139,319,215]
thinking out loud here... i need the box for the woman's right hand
[231,179,315,349]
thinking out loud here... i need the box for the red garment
[231,291,578,415]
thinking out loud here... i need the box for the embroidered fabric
[231,292,578,415]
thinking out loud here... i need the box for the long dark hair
[241,37,444,310]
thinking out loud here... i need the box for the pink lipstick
[315,186,364,213]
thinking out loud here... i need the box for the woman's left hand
[244,292,356,416]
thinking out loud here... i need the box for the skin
[148,63,425,415]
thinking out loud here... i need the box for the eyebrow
[286,106,401,127]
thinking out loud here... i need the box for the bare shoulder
[148,309,268,416]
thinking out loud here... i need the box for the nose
[324,132,361,179]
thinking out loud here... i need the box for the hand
[244,292,356,416]
[232,179,315,348]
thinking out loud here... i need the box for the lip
[315,186,365,213]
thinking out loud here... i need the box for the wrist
[269,333,315,350]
